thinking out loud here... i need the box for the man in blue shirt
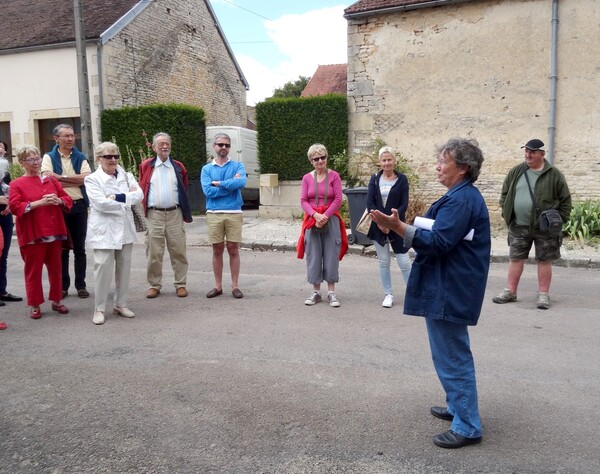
[201,133,246,299]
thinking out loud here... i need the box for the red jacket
[138,157,192,222]
[9,175,73,247]
[296,205,349,260]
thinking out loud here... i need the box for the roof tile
[0,0,140,50]
[301,64,347,97]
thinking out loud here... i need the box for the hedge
[100,103,206,179]
[256,94,347,180]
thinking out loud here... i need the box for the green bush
[256,94,347,180]
[8,162,24,179]
[330,139,427,225]
[100,103,206,179]
[564,200,600,241]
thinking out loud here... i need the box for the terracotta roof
[301,64,347,97]
[0,0,140,50]
[344,0,475,17]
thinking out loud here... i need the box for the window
[0,122,12,160]
[38,118,82,154]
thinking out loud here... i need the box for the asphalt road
[1,242,599,473]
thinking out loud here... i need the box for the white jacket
[85,166,144,249]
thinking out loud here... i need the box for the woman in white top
[85,142,143,325]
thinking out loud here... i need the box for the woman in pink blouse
[297,143,348,307]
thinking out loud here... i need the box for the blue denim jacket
[404,180,491,325]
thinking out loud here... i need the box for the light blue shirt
[148,157,179,208]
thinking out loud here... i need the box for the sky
[209,0,349,105]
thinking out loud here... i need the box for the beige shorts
[206,212,243,244]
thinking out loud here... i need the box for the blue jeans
[426,318,482,438]
[373,241,411,295]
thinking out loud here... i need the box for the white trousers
[93,244,133,312]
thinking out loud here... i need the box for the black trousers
[0,212,13,295]
[62,200,88,291]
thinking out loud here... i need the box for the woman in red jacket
[9,146,73,319]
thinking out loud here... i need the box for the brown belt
[148,205,179,211]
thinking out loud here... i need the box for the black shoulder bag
[523,169,563,235]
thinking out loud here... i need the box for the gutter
[547,0,559,164]
[344,0,475,19]
[0,40,95,55]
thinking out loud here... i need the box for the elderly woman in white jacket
[85,142,143,325]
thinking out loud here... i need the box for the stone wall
[101,0,247,128]
[347,0,600,224]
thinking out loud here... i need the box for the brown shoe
[232,288,244,299]
[77,288,90,298]
[176,287,188,298]
[206,288,223,298]
[146,288,160,298]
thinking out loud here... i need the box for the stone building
[344,0,599,221]
[0,0,248,154]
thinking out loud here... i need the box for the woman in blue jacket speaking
[371,138,491,449]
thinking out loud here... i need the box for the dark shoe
[206,288,223,298]
[430,406,453,421]
[30,307,42,319]
[146,288,160,298]
[433,430,482,449]
[232,288,244,299]
[62,290,68,298]
[176,287,188,298]
[52,303,69,314]
[0,292,23,302]
[77,288,90,299]
[0,300,4,307]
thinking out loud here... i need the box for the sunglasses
[312,156,327,162]
[215,143,231,148]
[101,154,120,160]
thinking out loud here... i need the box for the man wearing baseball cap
[493,139,571,309]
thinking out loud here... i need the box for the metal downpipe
[548,0,559,163]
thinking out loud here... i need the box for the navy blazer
[403,179,491,326]
[366,170,410,253]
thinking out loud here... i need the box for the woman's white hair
[378,146,395,159]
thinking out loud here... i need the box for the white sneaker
[305,291,322,305]
[328,292,341,307]
[113,306,135,318]
[93,311,105,325]
[382,294,394,308]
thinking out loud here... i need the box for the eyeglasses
[215,143,231,148]
[101,154,120,160]
[23,157,42,163]
[311,156,327,162]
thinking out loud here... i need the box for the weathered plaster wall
[0,46,100,149]
[347,0,599,223]
[101,0,247,128]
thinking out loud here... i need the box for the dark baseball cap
[521,139,545,151]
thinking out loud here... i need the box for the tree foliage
[271,76,311,99]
